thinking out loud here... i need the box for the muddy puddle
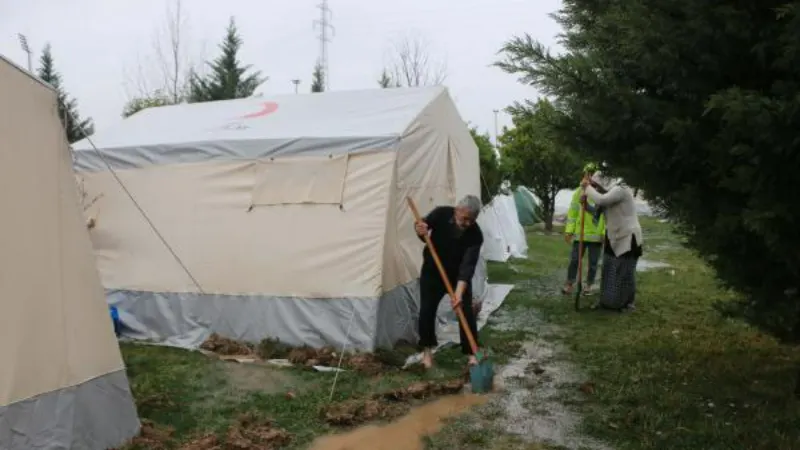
[309,393,488,450]
[637,259,672,272]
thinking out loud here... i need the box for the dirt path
[493,313,611,449]
[422,261,614,449]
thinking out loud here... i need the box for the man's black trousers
[418,272,480,355]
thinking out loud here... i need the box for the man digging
[413,195,484,369]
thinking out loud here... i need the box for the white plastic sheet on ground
[403,283,515,367]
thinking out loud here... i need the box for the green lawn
[466,218,800,450]
[119,217,800,449]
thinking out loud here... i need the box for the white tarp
[478,194,528,262]
[405,283,515,367]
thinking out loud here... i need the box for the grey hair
[457,195,482,218]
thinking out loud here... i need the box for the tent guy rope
[65,106,206,295]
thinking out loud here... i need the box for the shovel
[575,196,587,311]
[406,197,494,393]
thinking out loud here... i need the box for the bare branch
[384,32,448,87]
[122,0,202,104]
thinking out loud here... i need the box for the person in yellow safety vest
[562,163,606,296]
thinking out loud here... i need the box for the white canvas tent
[72,86,505,351]
[477,194,528,262]
[0,55,140,449]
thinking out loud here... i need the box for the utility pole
[313,0,334,91]
[493,109,500,150]
[17,33,32,72]
[291,79,301,94]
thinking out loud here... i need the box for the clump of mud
[179,434,220,450]
[117,414,292,450]
[200,333,256,356]
[224,412,293,449]
[119,420,174,449]
[202,335,399,376]
[281,345,390,376]
[321,379,465,426]
[257,337,294,359]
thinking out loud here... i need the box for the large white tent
[0,55,140,449]
[72,86,509,351]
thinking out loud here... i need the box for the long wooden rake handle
[575,193,587,311]
[407,197,479,355]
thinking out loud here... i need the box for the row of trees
[472,99,584,232]
[34,0,564,228]
[493,0,800,386]
[121,0,450,117]
[33,0,453,141]
[123,15,265,117]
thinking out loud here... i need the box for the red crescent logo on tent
[241,101,279,119]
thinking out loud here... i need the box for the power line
[313,0,334,90]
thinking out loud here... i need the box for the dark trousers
[567,241,602,285]
[418,273,480,355]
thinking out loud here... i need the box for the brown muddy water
[308,393,489,450]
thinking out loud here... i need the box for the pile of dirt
[118,415,292,450]
[179,434,220,450]
[118,420,174,449]
[321,398,410,426]
[379,379,465,401]
[200,333,256,356]
[257,337,294,359]
[320,378,465,426]
[203,335,395,376]
[287,346,338,366]
[224,412,293,449]
[282,345,389,375]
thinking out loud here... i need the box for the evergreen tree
[188,17,266,102]
[311,61,325,93]
[498,99,581,231]
[37,44,94,143]
[495,2,800,340]
[122,90,174,118]
[378,68,393,88]
[469,127,502,202]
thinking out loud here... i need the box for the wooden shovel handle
[407,197,479,354]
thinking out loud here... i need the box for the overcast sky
[0,0,562,138]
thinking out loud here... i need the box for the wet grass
[513,218,800,450]
[119,268,535,448]
[121,217,800,449]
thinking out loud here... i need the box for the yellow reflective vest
[564,187,606,243]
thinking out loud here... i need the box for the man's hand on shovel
[450,280,469,309]
[450,294,462,309]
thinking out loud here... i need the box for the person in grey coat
[581,171,644,311]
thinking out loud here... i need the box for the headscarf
[590,171,616,191]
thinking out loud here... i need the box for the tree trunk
[795,369,800,398]
[794,308,800,398]
[541,196,555,232]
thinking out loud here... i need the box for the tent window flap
[251,154,348,206]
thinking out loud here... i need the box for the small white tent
[72,86,486,351]
[477,194,528,262]
[0,55,140,449]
